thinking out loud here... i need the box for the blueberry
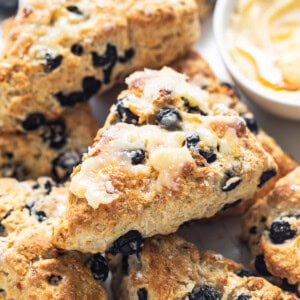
[116,100,139,124]
[221,199,242,211]
[281,278,298,294]
[249,226,257,234]
[0,0,18,16]
[0,209,13,236]
[22,113,46,131]
[51,151,81,183]
[66,6,83,15]
[103,63,115,84]
[1,163,26,180]
[5,152,13,159]
[182,97,207,115]
[48,275,62,285]
[126,149,145,165]
[108,230,143,256]
[24,203,34,216]
[118,48,135,63]
[35,211,47,223]
[0,224,5,235]
[258,169,277,188]
[269,221,296,244]
[87,253,109,282]
[44,180,53,195]
[71,44,84,56]
[222,176,242,192]
[92,44,118,67]
[82,76,101,99]
[137,288,148,300]
[189,285,221,300]
[41,119,66,149]
[186,134,200,149]
[236,295,252,300]
[55,91,84,106]
[254,255,271,276]
[44,53,63,72]
[156,108,182,130]
[236,269,256,278]
[243,117,258,134]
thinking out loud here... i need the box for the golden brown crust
[242,167,300,295]
[0,177,108,299]
[53,66,276,254]
[0,103,98,181]
[0,0,199,132]
[108,235,298,300]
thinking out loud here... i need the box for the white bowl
[213,0,300,121]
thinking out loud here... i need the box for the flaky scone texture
[108,235,298,300]
[54,67,276,253]
[242,167,300,296]
[0,0,199,132]
[0,177,108,300]
[0,103,98,182]
[171,50,298,215]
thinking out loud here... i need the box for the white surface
[213,0,300,120]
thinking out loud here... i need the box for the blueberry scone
[171,50,298,215]
[54,67,276,253]
[0,177,108,299]
[0,103,98,181]
[0,0,199,132]
[242,167,300,296]
[108,234,298,299]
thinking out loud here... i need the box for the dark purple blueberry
[0,209,13,236]
[156,108,182,130]
[221,199,242,211]
[261,216,267,223]
[71,43,84,56]
[5,152,14,159]
[186,134,200,149]
[44,180,53,195]
[118,48,135,63]
[35,211,47,223]
[44,53,63,72]
[269,221,296,244]
[222,176,242,192]
[86,254,109,282]
[0,0,18,16]
[116,100,139,124]
[258,169,277,188]
[1,163,26,180]
[254,255,271,276]
[249,226,257,234]
[281,278,298,294]
[109,230,143,256]
[237,295,252,300]
[55,91,84,106]
[41,119,66,149]
[92,44,118,67]
[66,5,83,15]
[0,224,5,235]
[23,203,34,216]
[126,149,145,165]
[51,151,81,183]
[182,97,207,115]
[137,288,148,300]
[82,76,101,99]
[189,285,221,300]
[22,113,46,131]
[103,63,115,84]
[198,147,217,163]
[236,269,256,278]
[48,275,62,285]
[243,117,258,134]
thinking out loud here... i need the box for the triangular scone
[0,0,199,132]
[242,167,300,295]
[54,67,276,253]
[108,235,298,300]
[0,177,108,299]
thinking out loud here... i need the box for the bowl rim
[213,0,300,108]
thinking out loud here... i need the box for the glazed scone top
[242,167,300,293]
[0,177,108,299]
[108,235,298,300]
[70,67,275,209]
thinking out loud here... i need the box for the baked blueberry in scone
[0,103,98,182]
[242,167,300,296]
[0,177,108,299]
[53,67,276,254]
[107,234,298,300]
[170,50,298,215]
[0,0,199,132]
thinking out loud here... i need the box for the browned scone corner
[242,167,300,297]
[0,177,108,299]
[171,49,298,215]
[107,234,298,300]
[0,103,98,182]
[0,0,199,132]
[53,66,276,254]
